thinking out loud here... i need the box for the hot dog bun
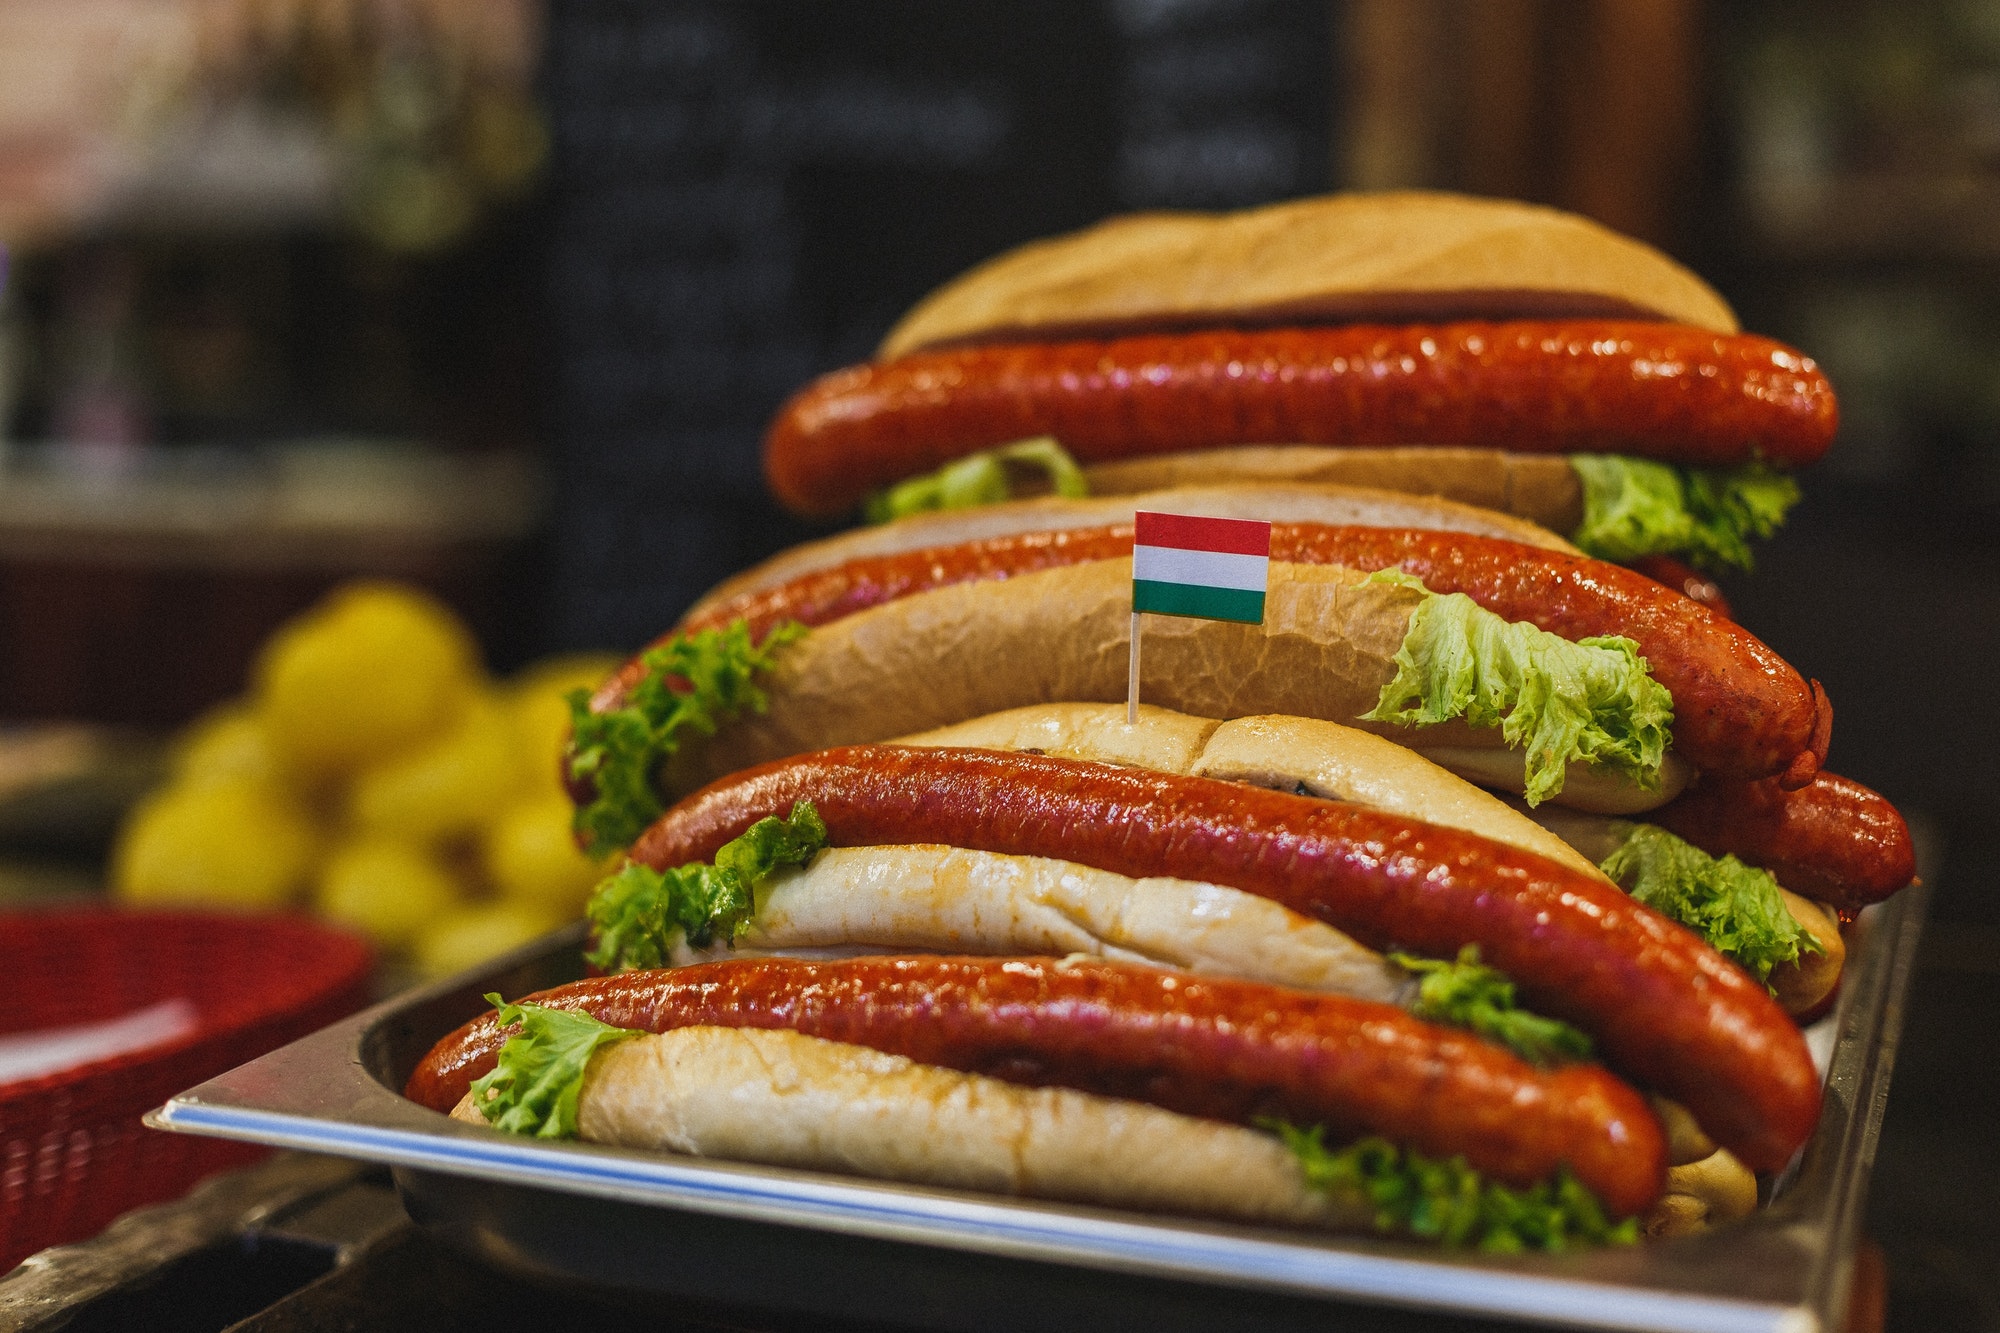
[670,841,1410,1002]
[896,704,1606,880]
[890,704,1843,1017]
[455,1025,1373,1230]
[659,558,1694,813]
[1077,447,1586,532]
[449,1019,1743,1238]
[879,191,1737,358]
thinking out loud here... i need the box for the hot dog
[567,517,1829,854]
[759,192,1833,575]
[888,703,1859,1018]
[581,701,1839,1017]
[661,522,1819,782]
[767,322,1834,518]
[409,955,1668,1228]
[624,745,1821,1175]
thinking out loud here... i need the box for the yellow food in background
[483,791,612,916]
[256,582,480,781]
[114,775,319,910]
[109,579,624,977]
[416,901,565,978]
[347,692,524,843]
[315,837,468,952]
[172,705,290,788]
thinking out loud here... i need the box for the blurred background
[0,1,1992,1328]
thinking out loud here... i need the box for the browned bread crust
[880,192,1737,359]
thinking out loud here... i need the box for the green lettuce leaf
[1358,571,1674,805]
[1264,1124,1640,1251]
[1390,945,1592,1065]
[1599,823,1820,982]
[586,800,829,971]
[467,995,640,1139]
[566,619,806,857]
[864,437,1087,523]
[1570,455,1801,572]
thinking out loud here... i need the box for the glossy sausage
[763,322,1839,516]
[629,746,1821,1173]
[680,526,1135,646]
[1653,771,1916,914]
[407,954,1666,1216]
[632,524,1822,786]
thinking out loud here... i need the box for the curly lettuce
[1265,1125,1640,1251]
[1359,570,1674,805]
[1599,823,1819,983]
[467,996,640,1139]
[1570,455,1801,572]
[566,619,806,857]
[864,437,1087,523]
[1391,946,1592,1065]
[586,800,829,971]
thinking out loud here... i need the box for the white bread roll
[672,843,1408,1003]
[670,558,1690,813]
[456,1026,1370,1231]
[879,191,1737,359]
[1079,447,1585,533]
[896,704,1607,881]
[1642,1149,1758,1239]
[685,481,1578,625]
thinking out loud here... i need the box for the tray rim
[146,880,1929,1333]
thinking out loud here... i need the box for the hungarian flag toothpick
[1128,511,1272,721]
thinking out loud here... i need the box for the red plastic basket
[0,907,373,1273]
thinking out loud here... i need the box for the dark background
[537,0,1335,647]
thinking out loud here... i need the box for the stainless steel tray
[148,881,1927,1333]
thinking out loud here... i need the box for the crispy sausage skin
[629,747,1820,1174]
[1654,772,1915,914]
[407,954,1667,1217]
[763,322,1838,517]
[627,525,1822,787]
[678,526,1136,647]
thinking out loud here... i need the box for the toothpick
[1127,611,1141,724]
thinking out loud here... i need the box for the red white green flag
[1131,511,1272,623]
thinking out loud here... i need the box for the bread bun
[672,842,1408,1002]
[896,703,1608,880]
[1770,893,1845,1015]
[1642,1149,1758,1238]
[1079,448,1584,534]
[880,192,1737,359]
[458,1025,1371,1231]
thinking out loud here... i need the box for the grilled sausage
[764,322,1838,516]
[1653,771,1916,915]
